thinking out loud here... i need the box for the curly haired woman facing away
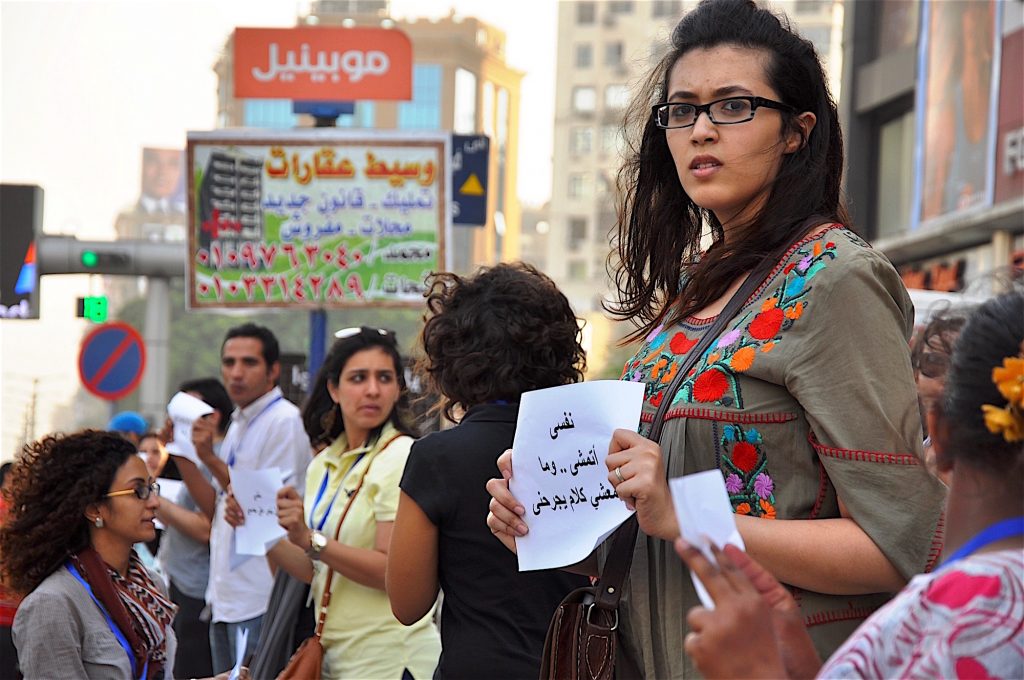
[388,262,590,679]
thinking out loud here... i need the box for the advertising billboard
[186,130,449,309]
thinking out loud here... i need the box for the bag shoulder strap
[312,432,403,636]
[592,243,792,612]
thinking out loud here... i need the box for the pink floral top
[820,549,1024,679]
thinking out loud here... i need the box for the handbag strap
[592,238,798,612]
[312,432,403,637]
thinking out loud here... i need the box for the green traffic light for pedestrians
[81,250,99,268]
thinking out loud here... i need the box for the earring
[93,516,104,528]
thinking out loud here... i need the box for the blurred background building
[841,0,1023,310]
[212,0,523,274]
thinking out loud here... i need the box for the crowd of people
[0,1,1021,678]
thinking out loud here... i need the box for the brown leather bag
[276,441,393,680]
[539,247,791,680]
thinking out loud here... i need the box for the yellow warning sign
[460,173,485,196]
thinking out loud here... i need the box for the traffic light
[76,296,109,322]
[79,248,130,271]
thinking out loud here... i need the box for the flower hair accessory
[981,354,1024,443]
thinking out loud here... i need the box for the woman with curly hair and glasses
[1,430,178,679]
[486,0,945,675]
[387,262,590,679]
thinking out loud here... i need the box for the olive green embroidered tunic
[611,226,946,678]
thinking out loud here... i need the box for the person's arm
[193,417,231,492]
[155,496,211,544]
[170,455,218,520]
[387,491,440,624]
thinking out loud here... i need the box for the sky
[0,0,559,459]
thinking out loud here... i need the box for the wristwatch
[306,530,328,561]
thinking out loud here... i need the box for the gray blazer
[13,565,176,679]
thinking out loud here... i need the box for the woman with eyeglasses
[250,327,440,679]
[486,0,945,675]
[1,430,179,679]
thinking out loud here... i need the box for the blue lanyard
[226,395,284,468]
[308,453,366,531]
[66,563,148,680]
[939,516,1024,570]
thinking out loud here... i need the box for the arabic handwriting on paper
[549,411,576,439]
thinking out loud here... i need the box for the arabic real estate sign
[186,129,450,309]
[233,27,412,101]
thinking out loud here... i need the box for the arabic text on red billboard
[234,27,412,101]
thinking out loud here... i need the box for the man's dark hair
[0,462,12,488]
[221,323,280,366]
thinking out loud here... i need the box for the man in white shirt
[189,323,310,673]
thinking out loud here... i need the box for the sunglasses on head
[106,481,160,501]
[334,326,397,343]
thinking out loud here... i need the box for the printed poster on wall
[186,129,449,309]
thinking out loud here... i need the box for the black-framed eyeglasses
[106,481,160,501]
[334,326,397,343]
[652,96,795,129]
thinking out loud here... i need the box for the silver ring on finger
[614,466,625,484]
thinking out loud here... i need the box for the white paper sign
[669,470,746,609]
[153,478,186,530]
[164,391,214,465]
[510,380,644,571]
[231,467,286,556]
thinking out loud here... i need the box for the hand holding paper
[509,380,644,571]
[669,470,745,609]
[164,391,214,465]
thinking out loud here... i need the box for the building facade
[213,0,523,273]
[841,0,1023,304]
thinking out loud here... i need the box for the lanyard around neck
[226,394,284,468]
[66,563,148,679]
[939,516,1024,570]
[308,451,367,531]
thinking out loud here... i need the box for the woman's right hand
[277,486,310,550]
[485,448,527,554]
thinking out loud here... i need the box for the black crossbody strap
[592,240,796,612]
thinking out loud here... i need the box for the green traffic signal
[81,250,99,268]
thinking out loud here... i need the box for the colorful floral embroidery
[622,234,840,409]
[720,424,776,518]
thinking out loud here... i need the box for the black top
[401,403,589,680]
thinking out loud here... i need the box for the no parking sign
[77,322,147,401]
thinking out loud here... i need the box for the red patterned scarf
[70,547,177,679]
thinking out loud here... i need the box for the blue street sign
[451,134,489,226]
[77,322,147,401]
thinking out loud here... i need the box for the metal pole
[308,309,327,389]
[139,277,171,424]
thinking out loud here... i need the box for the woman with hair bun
[676,290,1024,679]
[486,0,945,674]
[388,262,590,679]
[1,430,179,679]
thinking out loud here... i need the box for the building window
[568,174,593,200]
[608,1,634,14]
[875,110,916,239]
[482,81,495,137]
[572,86,597,114]
[454,68,477,134]
[496,87,510,211]
[337,102,376,128]
[571,127,593,155]
[604,84,630,110]
[601,124,621,155]
[605,42,623,67]
[243,100,298,128]
[576,2,596,24]
[398,64,442,129]
[875,0,920,57]
[575,44,593,68]
[651,0,681,18]
[568,217,588,249]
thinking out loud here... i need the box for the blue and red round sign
[77,322,147,401]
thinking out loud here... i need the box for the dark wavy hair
[222,322,280,366]
[608,0,849,341]
[418,262,586,421]
[302,328,416,449]
[0,430,136,594]
[939,291,1024,475]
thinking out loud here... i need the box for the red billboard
[995,27,1023,204]
[234,27,412,101]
